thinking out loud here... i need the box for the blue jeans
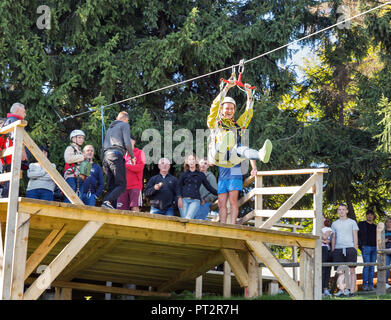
[179,198,200,219]
[81,193,96,206]
[25,188,54,201]
[64,177,84,203]
[362,245,377,288]
[150,206,174,216]
[193,202,210,220]
[386,254,391,284]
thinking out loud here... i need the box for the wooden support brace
[246,240,304,300]
[221,249,248,287]
[261,173,318,229]
[23,221,103,300]
[23,131,83,205]
[24,226,67,280]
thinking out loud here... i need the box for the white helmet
[70,129,85,140]
[222,97,236,107]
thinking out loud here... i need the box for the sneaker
[368,286,375,291]
[348,292,355,297]
[101,201,114,209]
[362,285,368,291]
[334,290,345,297]
[386,283,391,290]
[322,289,331,297]
[258,139,272,163]
[344,289,350,296]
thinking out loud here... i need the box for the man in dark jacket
[358,209,377,291]
[101,111,135,209]
[145,158,178,216]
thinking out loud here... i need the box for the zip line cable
[59,1,391,123]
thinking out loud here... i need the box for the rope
[59,1,391,122]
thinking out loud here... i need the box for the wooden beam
[25,226,67,280]
[0,120,27,135]
[221,249,248,287]
[11,212,30,299]
[25,277,171,297]
[256,168,328,176]
[157,250,224,292]
[18,200,318,249]
[223,261,231,298]
[247,252,258,298]
[260,173,318,229]
[246,240,304,300]
[22,131,83,205]
[0,124,25,300]
[23,221,103,300]
[195,276,202,299]
[299,248,315,300]
[312,173,323,300]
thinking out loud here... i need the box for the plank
[260,173,318,229]
[247,252,258,298]
[0,120,27,135]
[22,131,83,205]
[246,240,304,300]
[299,247,314,300]
[221,249,248,287]
[253,186,313,195]
[223,261,231,298]
[23,221,103,300]
[24,226,67,280]
[0,172,12,183]
[255,210,315,219]
[0,124,25,300]
[157,250,224,292]
[256,168,328,176]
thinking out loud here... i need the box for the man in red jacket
[116,136,145,212]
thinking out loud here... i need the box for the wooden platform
[0,197,317,299]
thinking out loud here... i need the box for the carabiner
[238,59,245,75]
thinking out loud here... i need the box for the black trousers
[322,246,331,290]
[102,151,126,205]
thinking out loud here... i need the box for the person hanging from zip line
[207,75,272,168]
[207,68,272,224]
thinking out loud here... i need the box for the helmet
[221,97,236,107]
[70,129,85,140]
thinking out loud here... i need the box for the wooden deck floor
[0,198,317,298]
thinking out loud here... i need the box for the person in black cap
[101,111,135,209]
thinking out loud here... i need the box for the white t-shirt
[322,226,333,249]
[331,218,359,249]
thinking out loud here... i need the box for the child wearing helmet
[63,129,86,202]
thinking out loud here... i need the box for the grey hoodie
[103,120,134,157]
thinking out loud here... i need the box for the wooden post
[247,252,258,298]
[195,275,202,299]
[0,123,26,300]
[312,173,323,300]
[10,212,30,299]
[299,247,315,300]
[254,175,263,228]
[292,226,298,282]
[376,222,386,295]
[223,261,231,298]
